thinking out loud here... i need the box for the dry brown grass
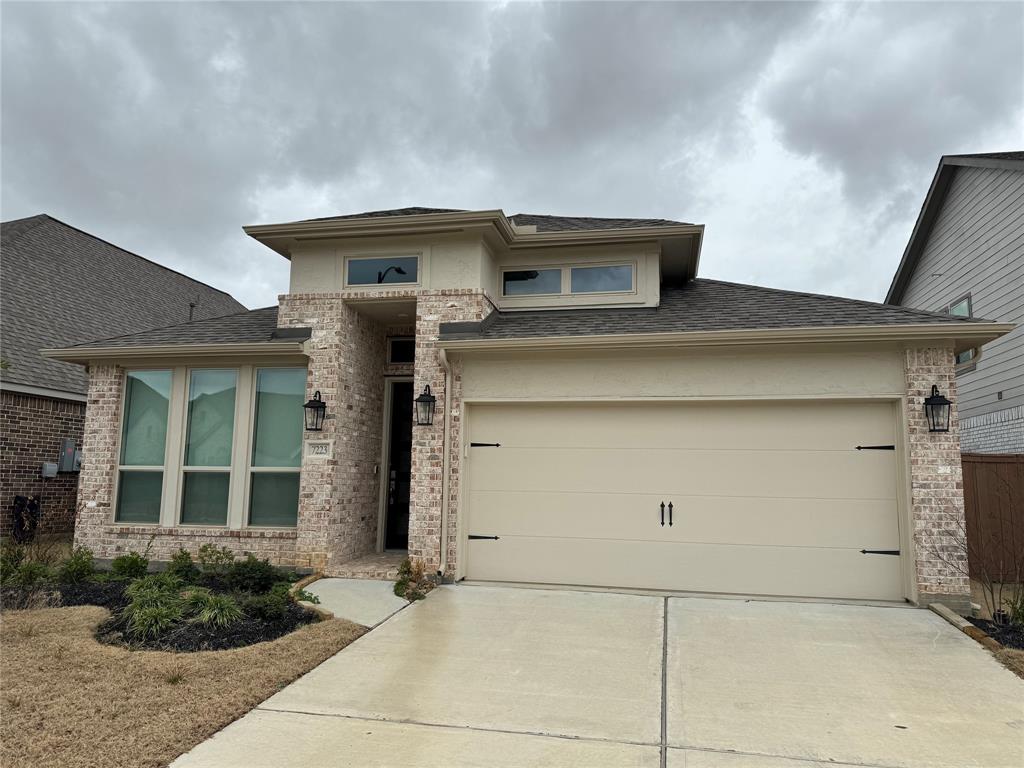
[995,647,1024,680]
[0,605,365,768]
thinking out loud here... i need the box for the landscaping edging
[929,603,1002,652]
[289,573,335,621]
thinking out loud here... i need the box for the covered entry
[464,400,904,600]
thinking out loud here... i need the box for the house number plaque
[304,440,333,460]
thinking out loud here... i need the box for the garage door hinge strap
[470,442,501,448]
[468,535,500,540]
[860,549,900,555]
[855,445,895,450]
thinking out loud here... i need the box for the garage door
[464,401,903,600]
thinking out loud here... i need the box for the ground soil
[0,606,365,768]
[967,617,1024,650]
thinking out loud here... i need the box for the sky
[2,1,1022,310]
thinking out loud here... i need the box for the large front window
[346,255,419,286]
[113,365,306,528]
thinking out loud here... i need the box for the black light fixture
[303,390,327,431]
[924,385,951,433]
[414,385,437,426]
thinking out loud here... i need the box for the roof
[886,151,1023,304]
[58,306,307,349]
[295,207,690,232]
[1,215,245,396]
[440,278,990,342]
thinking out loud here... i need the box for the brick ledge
[103,525,297,539]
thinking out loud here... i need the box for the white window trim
[343,252,422,289]
[499,260,637,299]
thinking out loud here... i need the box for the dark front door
[385,381,413,550]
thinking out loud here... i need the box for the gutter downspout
[438,346,453,581]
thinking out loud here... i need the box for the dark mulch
[97,602,317,652]
[968,617,1024,650]
[1,581,130,612]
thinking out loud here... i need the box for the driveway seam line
[254,706,661,749]
[668,743,911,768]
[661,595,668,768]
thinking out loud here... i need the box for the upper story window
[500,263,635,298]
[944,294,977,367]
[346,255,419,286]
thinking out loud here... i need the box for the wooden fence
[962,453,1024,580]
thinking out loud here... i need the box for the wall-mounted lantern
[924,385,951,433]
[414,385,437,426]
[303,390,327,431]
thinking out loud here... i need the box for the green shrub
[196,544,235,576]
[293,587,320,605]
[58,546,95,584]
[124,572,182,605]
[122,573,184,638]
[1006,592,1024,627]
[111,551,149,580]
[127,603,183,639]
[0,544,26,585]
[11,561,52,588]
[240,589,289,623]
[166,548,200,583]
[226,555,282,593]
[191,593,244,628]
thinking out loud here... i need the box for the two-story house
[45,207,1012,610]
[886,151,1023,454]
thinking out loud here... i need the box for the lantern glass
[414,385,436,426]
[923,385,951,433]
[303,391,327,431]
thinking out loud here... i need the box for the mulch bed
[96,602,316,652]
[967,617,1024,650]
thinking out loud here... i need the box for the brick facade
[409,290,493,574]
[904,346,971,611]
[0,390,85,537]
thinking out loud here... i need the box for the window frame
[387,337,416,364]
[942,293,979,371]
[499,261,637,299]
[113,369,174,525]
[245,366,304,528]
[343,253,421,288]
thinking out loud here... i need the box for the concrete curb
[289,573,336,621]
[929,603,1002,652]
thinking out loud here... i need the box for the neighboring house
[0,214,245,536]
[45,207,1012,611]
[887,151,1024,454]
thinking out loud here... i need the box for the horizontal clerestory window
[500,263,635,298]
[114,365,306,529]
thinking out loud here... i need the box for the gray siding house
[887,152,1023,454]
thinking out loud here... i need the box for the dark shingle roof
[294,207,690,232]
[62,306,307,349]
[440,279,987,341]
[1,215,245,395]
[946,151,1024,163]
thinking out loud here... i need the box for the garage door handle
[660,502,665,526]
[668,502,673,527]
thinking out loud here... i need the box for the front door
[385,381,413,550]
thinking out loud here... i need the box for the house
[44,207,1013,610]
[0,214,245,536]
[886,151,1024,454]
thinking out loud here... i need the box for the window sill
[104,525,297,539]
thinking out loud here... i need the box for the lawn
[0,605,364,768]
[995,647,1024,680]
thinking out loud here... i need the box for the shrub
[125,572,182,604]
[1006,592,1024,627]
[11,561,52,588]
[111,551,149,580]
[240,589,290,623]
[0,544,26,585]
[393,558,433,601]
[226,555,282,593]
[192,593,244,628]
[293,587,321,605]
[166,548,200,583]
[197,544,235,576]
[122,573,184,638]
[127,602,183,639]
[58,546,96,584]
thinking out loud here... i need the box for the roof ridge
[0,213,51,245]
[70,305,275,348]
[7,214,243,306]
[693,278,986,323]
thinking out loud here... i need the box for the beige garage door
[464,401,903,600]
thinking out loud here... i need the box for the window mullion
[160,366,188,528]
[228,365,254,529]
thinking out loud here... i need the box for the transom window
[500,263,635,297]
[114,365,306,529]
[346,255,419,286]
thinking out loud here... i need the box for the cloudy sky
[3,1,1021,309]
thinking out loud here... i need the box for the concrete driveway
[173,586,1024,768]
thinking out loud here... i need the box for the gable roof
[1,214,245,397]
[886,152,1024,304]
[440,278,996,343]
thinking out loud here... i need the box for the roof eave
[439,322,1015,355]
[41,340,309,364]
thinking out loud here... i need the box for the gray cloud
[2,2,1021,308]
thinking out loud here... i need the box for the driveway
[173,586,1024,768]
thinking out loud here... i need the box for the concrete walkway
[305,578,407,627]
[173,586,1024,768]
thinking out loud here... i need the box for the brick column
[74,364,124,553]
[410,290,492,573]
[904,346,971,611]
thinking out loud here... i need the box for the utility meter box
[58,438,80,473]
[41,462,58,479]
